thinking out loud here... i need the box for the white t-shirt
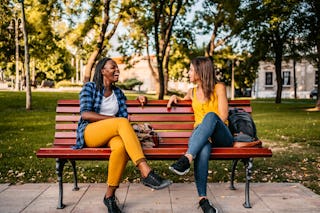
[99,91,119,116]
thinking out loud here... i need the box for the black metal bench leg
[229,159,238,190]
[70,160,80,191]
[56,158,67,209]
[243,158,253,208]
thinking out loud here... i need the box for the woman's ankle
[137,161,152,178]
[185,154,193,163]
[199,196,207,201]
[105,185,117,198]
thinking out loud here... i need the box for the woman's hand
[137,95,147,106]
[167,95,179,108]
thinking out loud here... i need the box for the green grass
[0,91,319,195]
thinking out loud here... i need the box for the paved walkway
[0,182,319,213]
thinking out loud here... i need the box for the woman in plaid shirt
[75,57,171,213]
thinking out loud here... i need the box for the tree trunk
[145,33,159,94]
[84,50,100,82]
[293,58,297,99]
[163,45,171,95]
[83,0,111,83]
[206,33,216,58]
[316,61,320,109]
[274,54,283,104]
[316,40,320,109]
[20,0,32,110]
[158,63,165,100]
[274,32,283,104]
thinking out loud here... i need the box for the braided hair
[93,57,112,91]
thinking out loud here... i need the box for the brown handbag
[131,123,160,148]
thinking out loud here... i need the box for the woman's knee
[204,112,220,121]
[117,117,130,126]
[109,136,126,153]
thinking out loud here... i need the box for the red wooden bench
[36,99,272,209]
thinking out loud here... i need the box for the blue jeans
[187,112,233,197]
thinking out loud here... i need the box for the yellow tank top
[192,87,219,127]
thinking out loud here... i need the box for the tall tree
[300,0,320,108]
[2,0,75,86]
[237,0,301,103]
[119,0,192,99]
[193,0,240,58]
[19,0,32,110]
[82,0,125,82]
[0,0,15,78]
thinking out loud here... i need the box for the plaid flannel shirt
[73,82,128,149]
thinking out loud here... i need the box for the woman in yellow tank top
[167,57,233,213]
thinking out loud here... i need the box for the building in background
[112,56,318,99]
[253,60,318,99]
[115,56,158,93]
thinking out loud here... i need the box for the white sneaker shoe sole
[169,166,190,176]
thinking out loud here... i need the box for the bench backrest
[54,99,252,148]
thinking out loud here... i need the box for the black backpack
[228,108,258,142]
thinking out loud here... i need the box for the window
[316,71,319,85]
[282,71,291,86]
[265,72,273,85]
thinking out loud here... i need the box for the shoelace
[149,171,163,184]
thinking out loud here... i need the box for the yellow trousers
[84,117,145,187]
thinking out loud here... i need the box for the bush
[55,80,83,88]
[116,78,143,90]
[167,89,185,97]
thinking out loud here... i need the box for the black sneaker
[142,170,172,190]
[199,198,218,213]
[169,155,190,175]
[103,195,122,213]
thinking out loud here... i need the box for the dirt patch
[261,139,303,152]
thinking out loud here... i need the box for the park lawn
[0,91,319,195]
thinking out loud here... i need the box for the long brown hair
[191,57,217,100]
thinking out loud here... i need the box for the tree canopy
[0,0,319,104]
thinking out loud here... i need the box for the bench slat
[130,115,195,122]
[128,107,194,114]
[57,99,251,106]
[54,131,194,139]
[56,115,80,122]
[55,106,251,114]
[56,123,78,130]
[151,123,194,130]
[55,132,76,138]
[55,123,194,131]
[37,147,272,160]
[53,138,192,147]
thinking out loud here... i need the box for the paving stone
[0,182,319,213]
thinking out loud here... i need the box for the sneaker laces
[144,170,163,186]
